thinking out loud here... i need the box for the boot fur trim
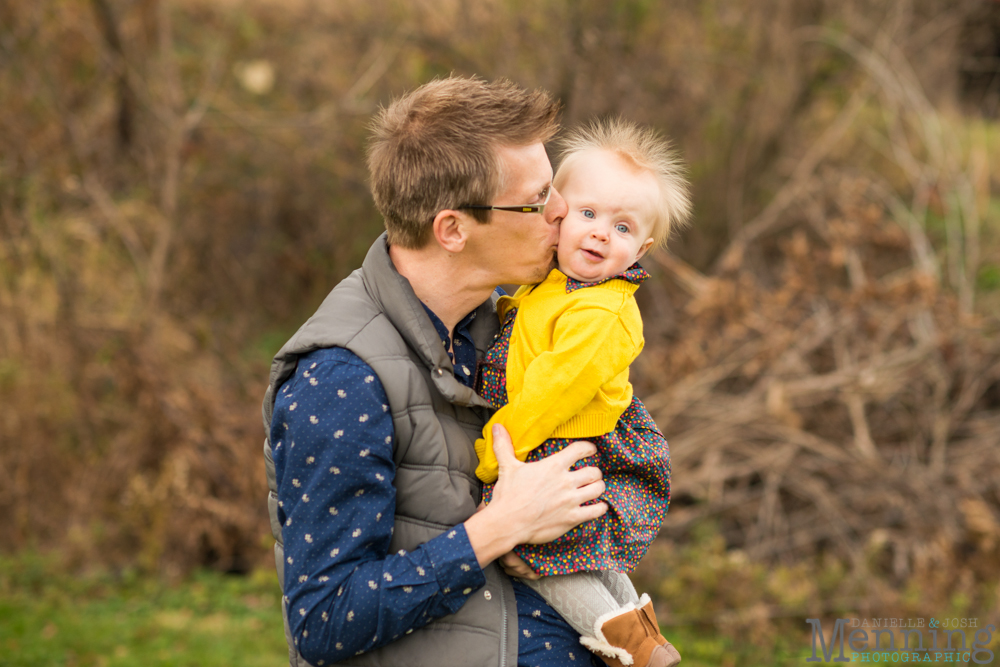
[578,600,642,665]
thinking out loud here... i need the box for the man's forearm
[291,525,486,663]
[464,507,520,569]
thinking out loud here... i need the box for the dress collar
[565,263,650,293]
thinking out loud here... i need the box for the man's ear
[634,238,655,262]
[432,209,469,254]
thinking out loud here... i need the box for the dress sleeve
[474,304,642,483]
[272,348,485,663]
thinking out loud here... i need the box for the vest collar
[361,234,490,408]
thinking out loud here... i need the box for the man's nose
[545,186,568,225]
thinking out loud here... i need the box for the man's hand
[490,422,607,545]
[465,423,606,568]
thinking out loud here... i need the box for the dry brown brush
[645,180,1000,577]
[1,0,997,589]
[631,18,1000,619]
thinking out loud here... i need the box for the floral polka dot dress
[479,266,671,576]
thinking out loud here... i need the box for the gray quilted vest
[262,234,518,667]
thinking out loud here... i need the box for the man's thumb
[491,424,516,470]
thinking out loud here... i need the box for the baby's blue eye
[615,223,630,234]
[583,210,595,219]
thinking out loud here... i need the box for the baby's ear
[634,238,655,261]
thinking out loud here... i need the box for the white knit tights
[522,569,641,638]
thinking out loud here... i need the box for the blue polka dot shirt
[271,304,602,666]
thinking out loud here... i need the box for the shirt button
[483,590,492,601]
[435,368,445,376]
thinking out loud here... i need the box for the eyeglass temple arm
[459,204,540,212]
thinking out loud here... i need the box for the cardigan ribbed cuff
[550,409,626,441]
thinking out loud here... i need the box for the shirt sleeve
[474,304,642,483]
[271,347,486,664]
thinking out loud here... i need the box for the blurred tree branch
[89,0,135,149]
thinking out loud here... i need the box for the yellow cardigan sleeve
[474,304,642,483]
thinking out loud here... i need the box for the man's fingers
[499,552,539,580]
[574,500,608,524]
[499,555,537,580]
[582,475,606,496]
[545,439,598,469]
[568,464,603,486]
[578,479,606,503]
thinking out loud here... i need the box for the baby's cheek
[554,242,572,269]
[555,226,571,248]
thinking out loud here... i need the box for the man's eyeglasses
[459,186,552,216]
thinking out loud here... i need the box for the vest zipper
[498,578,508,667]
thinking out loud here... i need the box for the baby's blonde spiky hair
[557,117,691,248]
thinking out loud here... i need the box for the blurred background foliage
[2,0,1000,661]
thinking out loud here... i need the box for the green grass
[0,550,814,667]
[7,551,988,667]
[0,554,288,667]
[662,625,811,667]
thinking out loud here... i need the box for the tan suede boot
[580,595,681,667]
[638,598,681,663]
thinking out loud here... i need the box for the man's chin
[534,257,557,281]
[509,252,556,286]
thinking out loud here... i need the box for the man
[263,77,619,666]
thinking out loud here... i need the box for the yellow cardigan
[474,268,644,483]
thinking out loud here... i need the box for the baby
[475,118,691,667]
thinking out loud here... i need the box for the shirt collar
[565,263,650,293]
[420,304,478,389]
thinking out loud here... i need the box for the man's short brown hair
[367,76,560,249]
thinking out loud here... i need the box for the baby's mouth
[581,248,604,261]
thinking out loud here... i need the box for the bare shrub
[636,17,1000,606]
[0,0,996,586]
